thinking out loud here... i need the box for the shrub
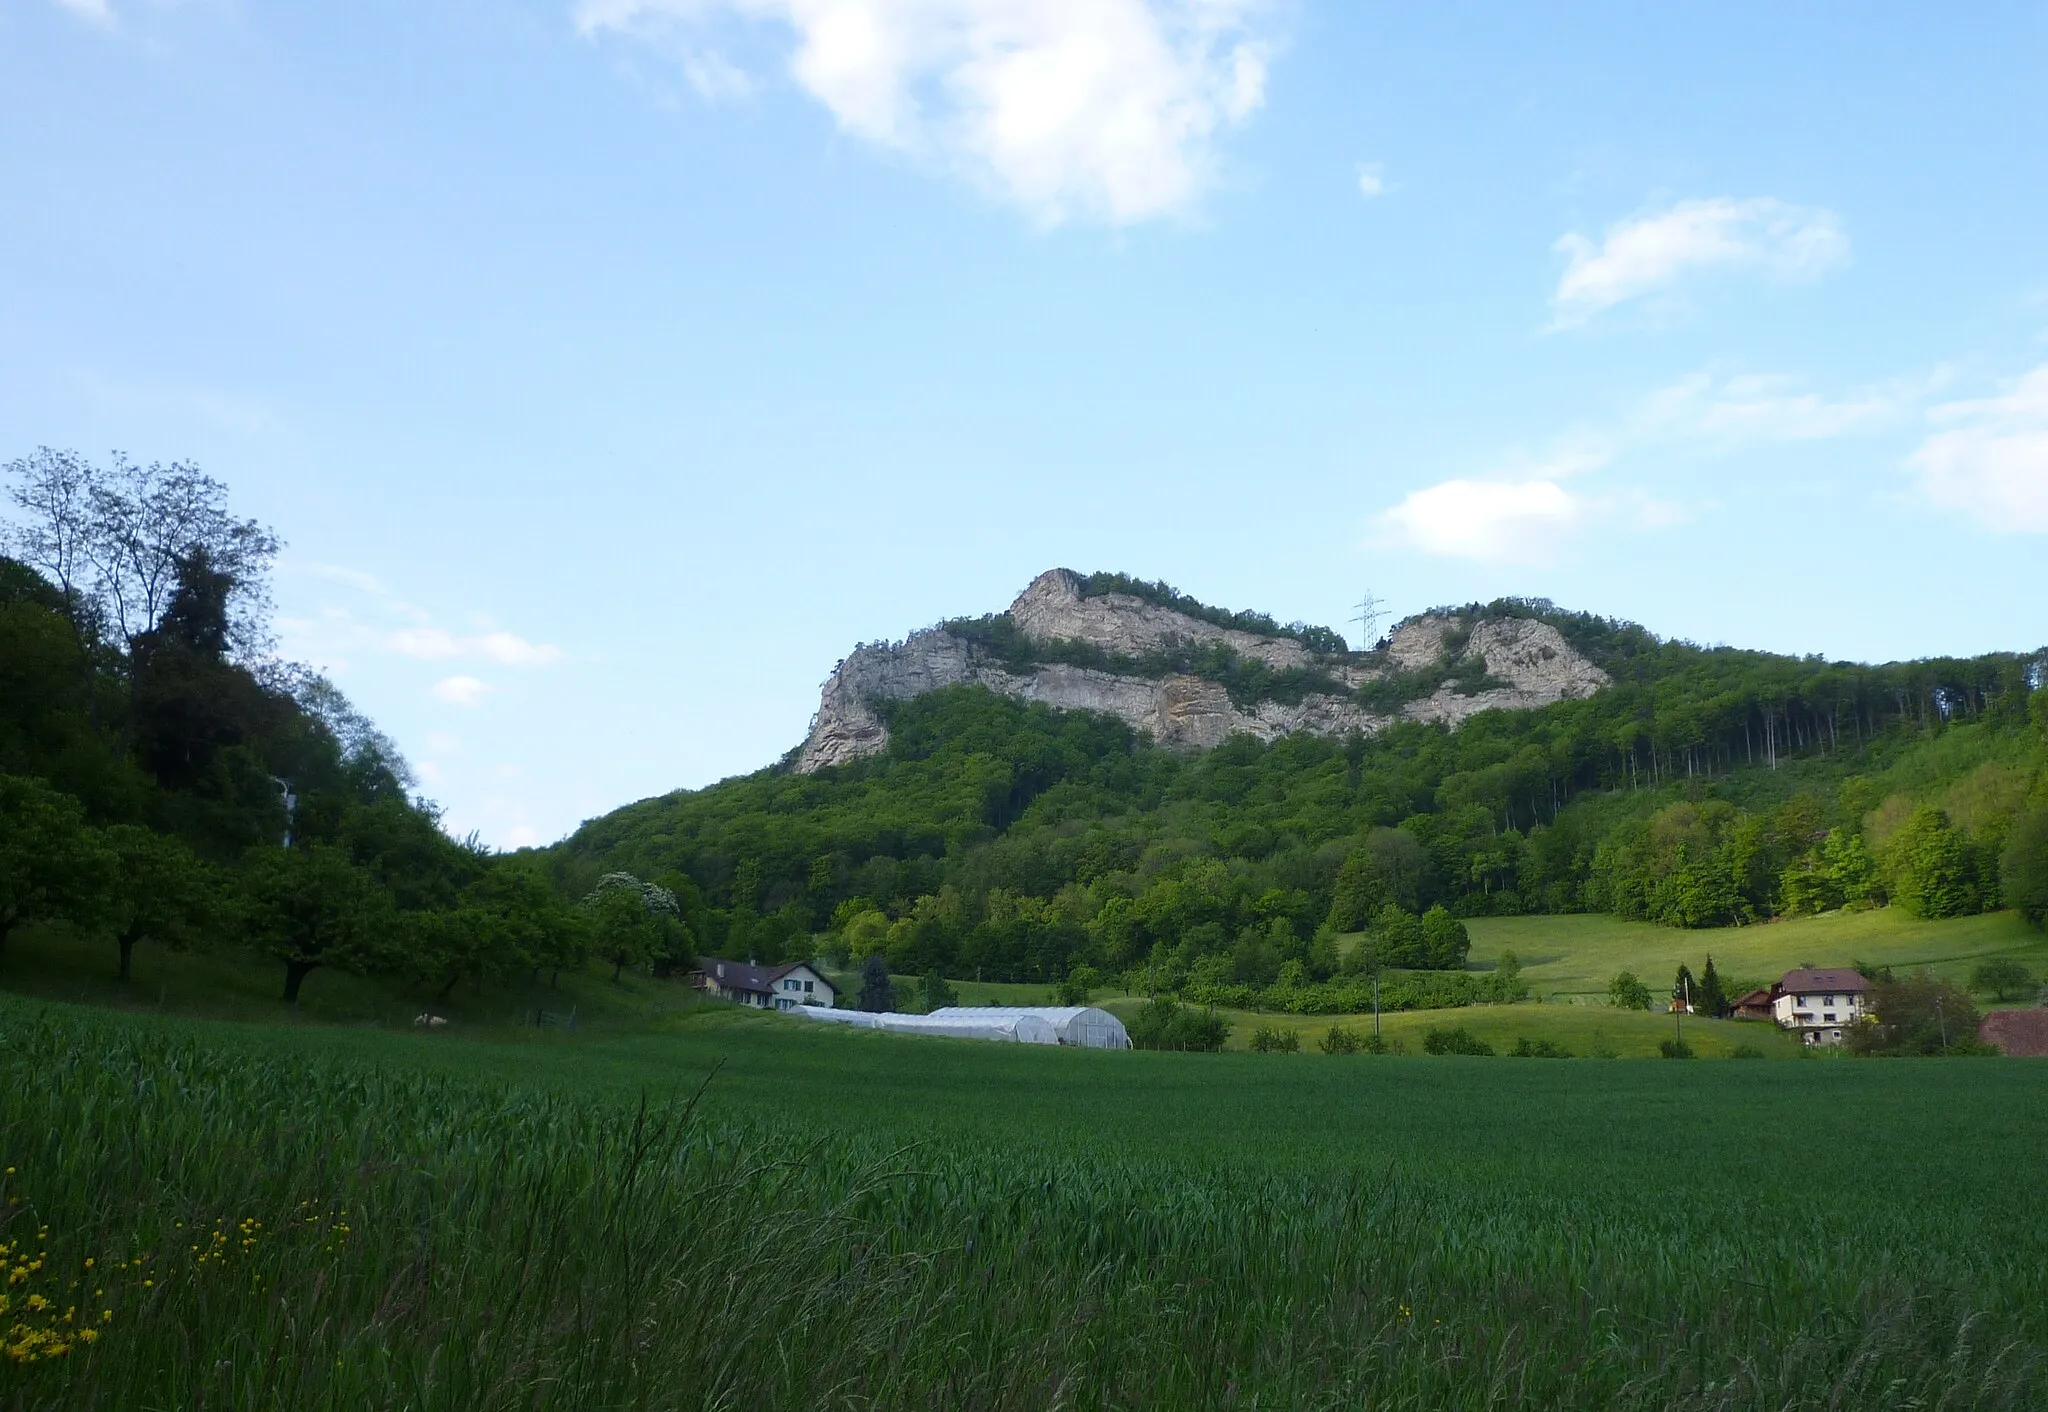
[1730,1045,1765,1059]
[1319,1025,1360,1055]
[1127,997,1230,1053]
[1847,972,1991,1056]
[1510,1037,1570,1059]
[1250,1024,1301,1053]
[1659,1039,1696,1059]
[1422,1026,1494,1056]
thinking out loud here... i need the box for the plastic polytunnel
[792,1007,1058,1044]
[926,1007,1131,1049]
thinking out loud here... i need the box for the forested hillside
[8,445,2048,1017]
[0,449,640,1004]
[563,598,2048,994]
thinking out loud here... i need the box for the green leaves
[0,772,115,948]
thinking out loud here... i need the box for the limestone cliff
[792,570,1609,772]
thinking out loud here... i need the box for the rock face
[792,570,1610,773]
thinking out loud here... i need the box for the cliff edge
[793,570,1609,772]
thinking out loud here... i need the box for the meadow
[4,981,2047,1409]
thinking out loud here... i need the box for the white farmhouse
[1771,968,1871,1046]
[693,957,837,1012]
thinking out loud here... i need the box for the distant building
[1771,968,1870,1046]
[693,957,836,1012]
[1731,988,1776,1022]
[926,1006,1131,1049]
[1980,1010,2048,1057]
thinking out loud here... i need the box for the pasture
[1459,907,2048,1001]
[2,987,2046,1408]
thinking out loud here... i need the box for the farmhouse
[1731,988,1776,1021]
[693,957,836,1012]
[1771,968,1870,1046]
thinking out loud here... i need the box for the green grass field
[1458,907,2048,1001]
[3,986,2046,1409]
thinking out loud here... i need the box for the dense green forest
[563,597,2048,1001]
[0,449,653,1005]
[7,446,2048,1019]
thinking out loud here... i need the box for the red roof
[1778,968,1869,994]
[1981,1010,2048,1057]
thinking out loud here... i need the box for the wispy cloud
[1910,365,2048,533]
[1375,367,1927,564]
[53,0,115,27]
[1356,162,1389,199]
[1639,369,1933,443]
[1552,197,1846,326]
[387,627,564,667]
[575,0,1277,226]
[431,675,490,707]
[284,565,565,670]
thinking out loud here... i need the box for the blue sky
[4,0,2045,847]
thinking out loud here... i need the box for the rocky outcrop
[791,571,1610,772]
[1009,569,1316,670]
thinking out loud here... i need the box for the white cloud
[576,0,1276,225]
[1374,366,1914,564]
[431,675,490,707]
[1552,197,1846,324]
[54,0,115,27]
[1356,162,1387,199]
[1640,370,1929,443]
[388,626,564,666]
[1910,365,2048,533]
[683,47,755,100]
[1377,478,1583,565]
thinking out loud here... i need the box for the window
[803,980,814,992]
[1824,1013,1837,1022]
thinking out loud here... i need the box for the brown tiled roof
[1981,1010,2048,1057]
[695,957,833,998]
[1731,987,1775,1011]
[1778,968,1869,994]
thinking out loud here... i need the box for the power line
[1350,591,1386,652]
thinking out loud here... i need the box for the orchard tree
[238,843,383,1003]
[101,823,214,982]
[1970,957,2037,1003]
[1608,970,1653,1010]
[588,885,657,982]
[0,773,114,958]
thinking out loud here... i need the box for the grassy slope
[1458,907,2048,1000]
